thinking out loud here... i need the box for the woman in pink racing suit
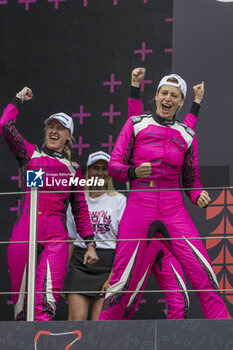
[0,87,98,321]
[125,67,203,319]
[99,73,228,320]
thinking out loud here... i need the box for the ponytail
[64,135,76,162]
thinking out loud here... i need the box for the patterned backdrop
[0,0,173,320]
[1,0,231,322]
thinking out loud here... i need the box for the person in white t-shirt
[64,151,126,320]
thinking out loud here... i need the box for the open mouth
[162,104,171,112]
[50,135,59,141]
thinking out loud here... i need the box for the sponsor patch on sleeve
[131,115,142,123]
[71,161,80,170]
[186,127,195,137]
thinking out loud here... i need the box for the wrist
[128,167,137,180]
[130,85,140,99]
[194,97,202,104]
[131,82,140,88]
[16,92,24,103]
[87,241,96,249]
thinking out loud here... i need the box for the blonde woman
[0,87,98,321]
[65,151,126,320]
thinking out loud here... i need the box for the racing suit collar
[152,112,176,126]
[43,146,68,159]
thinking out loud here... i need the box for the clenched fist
[16,86,33,102]
[193,82,204,104]
[131,67,146,88]
[197,190,211,208]
[135,162,151,178]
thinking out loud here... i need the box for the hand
[60,293,66,300]
[16,87,33,102]
[193,82,204,104]
[135,162,151,178]
[100,270,113,296]
[131,67,146,88]
[83,245,99,265]
[100,279,111,296]
[197,190,211,208]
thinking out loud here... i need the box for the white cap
[157,74,187,98]
[44,112,74,135]
[87,151,111,167]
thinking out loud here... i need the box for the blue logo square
[26,169,44,188]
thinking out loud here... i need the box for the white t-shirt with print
[67,193,126,249]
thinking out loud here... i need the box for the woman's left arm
[183,82,204,130]
[182,134,204,206]
[70,166,98,264]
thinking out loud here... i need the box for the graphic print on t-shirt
[90,210,112,234]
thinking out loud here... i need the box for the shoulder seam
[130,114,152,125]
[175,121,195,137]
[71,161,80,170]
[131,114,151,119]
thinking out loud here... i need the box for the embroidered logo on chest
[171,137,185,151]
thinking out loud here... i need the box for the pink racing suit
[125,96,199,319]
[99,100,228,320]
[0,98,94,321]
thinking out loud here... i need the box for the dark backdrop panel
[173,0,233,178]
[0,0,173,320]
[173,0,233,318]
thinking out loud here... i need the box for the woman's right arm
[128,67,145,118]
[0,87,35,162]
[108,118,136,182]
[108,119,151,182]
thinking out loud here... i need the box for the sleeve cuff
[127,167,137,180]
[10,97,22,108]
[130,86,140,99]
[189,102,200,117]
[84,236,96,248]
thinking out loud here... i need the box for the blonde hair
[167,77,179,83]
[84,167,118,197]
[64,136,76,161]
[158,77,184,100]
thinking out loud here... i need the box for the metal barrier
[27,187,38,321]
[0,185,232,321]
